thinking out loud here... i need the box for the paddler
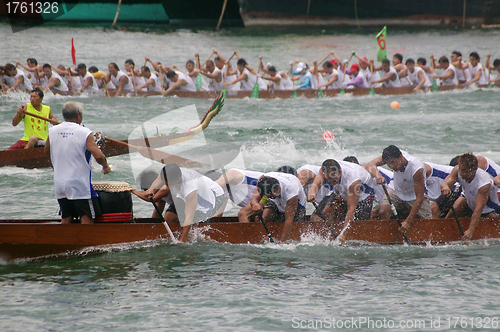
[162,70,197,95]
[250,172,307,242]
[224,58,262,91]
[307,159,375,242]
[103,63,135,96]
[45,101,111,224]
[137,164,225,242]
[441,153,500,241]
[370,59,402,88]
[4,63,33,92]
[431,56,458,86]
[9,88,58,150]
[365,145,432,233]
[463,52,489,87]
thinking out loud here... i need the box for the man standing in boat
[9,88,58,150]
[365,145,431,233]
[441,153,500,241]
[45,101,111,224]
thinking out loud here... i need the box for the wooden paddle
[67,70,77,96]
[430,56,439,92]
[202,52,216,67]
[150,196,178,243]
[339,51,355,95]
[318,52,331,66]
[312,201,338,239]
[381,184,411,245]
[103,78,110,97]
[259,195,274,243]
[450,205,465,237]
[369,62,375,95]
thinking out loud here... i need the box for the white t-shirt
[111,70,134,92]
[407,66,431,87]
[264,172,306,212]
[208,67,224,91]
[458,168,500,214]
[334,161,375,202]
[176,71,197,92]
[80,71,99,92]
[391,151,425,201]
[442,64,458,86]
[226,169,263,207]
[170,168,224,216]
[49,121,94,200]
[374,167,394,203]
[469,62,489,85]
[296,165,333,202]
[147,73,162,92]
[14,69,33,90]
[382,67,402,88]
[424,162,454,200]
[238,68,258,91]
[268,73,285,90]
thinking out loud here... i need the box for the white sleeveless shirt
[49,121,94,200]
[111,70,134,92]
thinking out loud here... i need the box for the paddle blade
[369,87,375,96]
[432,79,438,92]
[292,90,298,98]
[221,87,227,99]
[251,82,259,98]
[488,83,493,88]
[339,89,345,95]
[317,89,323,98]
[196,74,203,90]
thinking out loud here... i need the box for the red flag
[71,38,76,67]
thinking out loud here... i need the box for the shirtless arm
[12,103,27,126]
[86,135,111,174]
[464,184,490,241]
[280,195,298,242]
[162,79,184,95]
[114,75,129,96]
[136,78,155,91]
[179,190,198,242]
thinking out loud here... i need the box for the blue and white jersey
[424,162,454,200]
[226,169,263,207]
[459,168,500,214]
[264,172,306,212]
[296,165,334,203]
[335,161,375,202]
[374,167,394,203]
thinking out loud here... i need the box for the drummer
[9,88,58,150]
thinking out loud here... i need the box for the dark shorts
[317,193,374,221]
[58,197,102,220]
[264,200,306,222]
[435,185,462,218]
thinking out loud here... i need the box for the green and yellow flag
[376,26,387,62]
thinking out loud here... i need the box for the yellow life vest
[21,103,51,141]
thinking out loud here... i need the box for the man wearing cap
[293,62,315,89]
[346,63,370,88]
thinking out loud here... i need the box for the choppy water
[1,23,500,331]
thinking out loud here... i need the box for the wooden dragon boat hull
[0,216,499,261]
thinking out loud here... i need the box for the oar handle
[312,201,338,239]
[318,53,331,66]
[67,70,77,96]
[450,205,464,236]
[202,52,216,67]
[259,196,274,243]
[381,184,410,245]
[150,196,178,243]
[24,111,59,124]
